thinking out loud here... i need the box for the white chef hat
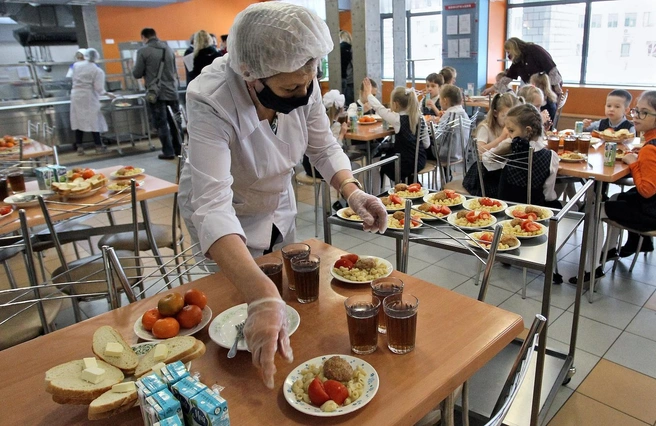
[322,90,345,110]
[84,48,100,62]
[227,2,333,81]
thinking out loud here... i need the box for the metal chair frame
[551,90,569,131]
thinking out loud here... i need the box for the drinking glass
[0,174,8,201]
[7,168,25,194]
[344,294,380,355]
[371,277,403,334]
[255,256,283,296]
[563,136,577,153]
[384,294,419,354]
[291,254,320,303]
[281,243,310,290]
[577,135,591,154]
[547,135,560,152]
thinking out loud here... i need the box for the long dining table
[0,239,524,426]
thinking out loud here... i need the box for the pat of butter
[151,362,166,376]
[105,342,124,356]
[83,357,98,369]
[112,381,136,393]
[153,343,168,361]
[80,367,106,384]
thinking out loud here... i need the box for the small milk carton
[161,361,189,387]
[145,389,183,426]
[34,167,54,190]
[171,376,208,425]
[153,416,183,426]
[190,388,230,426]
[47,165,67,183]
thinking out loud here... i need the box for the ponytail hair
[391,86,420,135]
[506,104,543,141]
[529,72,557,103]
[481,92,520,136]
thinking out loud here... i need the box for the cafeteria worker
[178,3,388,389]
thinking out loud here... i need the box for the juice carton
[47,165,67,183]
[34,167,54,190]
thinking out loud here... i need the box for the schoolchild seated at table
[530,72,558,123]
[439,66,457,85]
[346,78,378,117]
[482,104,560,208]
[494,71,514,94]
[583,89,635,134]
[421,73,444,116]
[434,84,469,173]
[518,85,551,132]
[362,78,429,183]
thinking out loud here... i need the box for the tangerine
[158,292,185,316]
[176,304,203,329]
[141,308,162,331]
[184,288,207,310]
[152,317,180,338]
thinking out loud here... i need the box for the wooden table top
[0,138,54,160]
[464,99,491,110]
[0,240,524,426]
[557,142,631,182]
[0,165,178,234]
[345,122,394,141]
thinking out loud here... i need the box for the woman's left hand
[362,77,372,98]
[347,189,388,233]
[622,153,638,165]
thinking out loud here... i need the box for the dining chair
[293,168,323,238]
[434,116,469,188]
[601,219,656,273]
[413,118,437,189]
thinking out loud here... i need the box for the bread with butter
[179,340,206,365]
[134,336,197,378]
[45,359,124,403]
[87,387,138,420]
[92,326,139,375]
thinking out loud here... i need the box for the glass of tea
[255,256,283,297]
[0,174,9,201]
[384,293,419,354]
[577,135,591,154]
[291,253,320,303]
[7,168,25,194]
[344,294,380,355]
[371,277,403,334]
[563,136,578,153]
[547,135,560,152]
[281,243,310,291]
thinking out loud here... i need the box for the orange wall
[487,1,506,83]
[339,11,352,34]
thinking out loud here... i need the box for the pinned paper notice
[448,39,459,58]
[446,15,458,35]
[459,14,471,35]
[459,38,471,58]
[183,53,194,72]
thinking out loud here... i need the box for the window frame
[506,0,654,86]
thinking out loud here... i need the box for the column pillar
[325,0,342,92]
[351,0,381,100]
[392,0,406,87]
[71,6,103,57]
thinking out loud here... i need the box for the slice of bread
[179,340,206,365]
[88,387,138,420]
[45,359,124,402]
[70,180,91,194]
[92,326,139,375]
[134,336,197,378]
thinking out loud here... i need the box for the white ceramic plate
[504,205,554,222]
[371,114,382,121]
[133,306,213,342]
[330,256,393,284]
[422,192,465,207]
[208,303,300,351]
[411,209,450,221]
[388,188,427,199]
[59,185,104,200]
[446,212,497,229]
[106,180,145,193]
[558,154,587,163]
[110,167,145,179]
[0,206,13,219]
[387,216,423,230]
[462,198,508,213]
[283,354,379,417]
[4,190,55,208]
[357,120,378,125]
[467,231,521,252]
[337,207,363,222]
[497,219,548,239]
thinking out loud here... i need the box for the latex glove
[244,297,293,389]
[347,189,388,233]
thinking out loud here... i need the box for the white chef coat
[178,55,352,257]
[69,61,108,133]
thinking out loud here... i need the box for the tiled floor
[5,138,655,424]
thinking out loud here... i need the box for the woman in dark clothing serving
[187,30,222,84]
[484,37,563,97]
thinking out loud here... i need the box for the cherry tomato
[407,183,422,192]
[480,197,494,207]
[465,211,478,223]
[308,378,330,406]
[124,166,135,170]
[439,205,452,215]
[335,258,354,269]
[479,232,493,242]
[444,189,459,199]
[323,380,349,405]
[0,206,12,216]
[512,210,528,219]
[389,194,403,205]
[479,211,491,220]
[526,212,538,221]
[429,204,441,214]
[340,254,359,264]
[521,220,541,233]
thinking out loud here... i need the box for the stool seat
[98,225,176,252]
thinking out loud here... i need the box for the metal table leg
[588,181,604,302]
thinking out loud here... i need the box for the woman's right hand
[482,86,495,96]
[244,297,293,389]
[362,77,372,98]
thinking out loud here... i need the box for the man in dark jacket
[133,27,182,160]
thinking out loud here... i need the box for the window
[624,13,637,27]
[509,0,656,86]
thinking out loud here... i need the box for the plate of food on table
[379,194,405,211]
[52,169,107,199]
[387,211,423,230]
[447,210,497,229]
[422,189,465,207]
[558,151,588,162]
[505,204,553,222]
[284,354,379,417]
[106,180,145,193]
[463,197,508,213]
[467,231,521,252]
[110,166,145,179]
[591,128,635,142]
[388,182,426,199]
[337,207,363,222]
[0,205,13,218]
[357,115,378,125]
[413,202,451,220]
[331,253,393,284]
[498,219,547,239]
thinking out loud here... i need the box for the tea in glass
[7,169,25,193]
[384,294,419,354]
[370,277,403,333]
[563,136,577,152]
[345,295,380,355]
[291,254,320,303]
[281,243,310,291]
[255,256,283,296]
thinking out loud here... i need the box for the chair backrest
[489,146,535,204]
[474,138,487,197]
[485,314,547,426]
[167,105,186,149]
[412,117,429,183]
[552,90,569,130]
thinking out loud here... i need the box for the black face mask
[256,80,314,114]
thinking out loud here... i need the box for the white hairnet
[84,48,100,62]
[322,90,345,110]
[75,48,87,59]
[227,2,333,81]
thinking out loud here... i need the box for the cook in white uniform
[69,48,110,155]
[179,3,388,389]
